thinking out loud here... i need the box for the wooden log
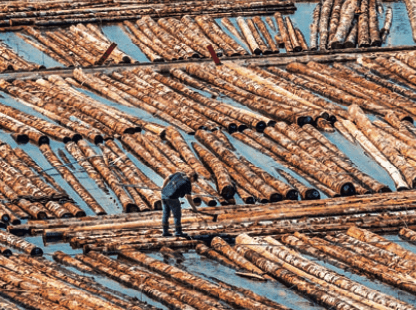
[369,0,381,46]
[236,17,261,55]
[52,250,95,273]
[295,28,308,51]
[239,156,298,200]
[374,56,416,86]
[196,243,242,270]
[381,6,392,43]
[274,34,285,48]
[274,168,320,200]
[348,226,416,264]
[284,16,301,52]
[170,68,218,97]
[344,19,358,48]
[221,17,249,49]
[328,0,344,43]
[192,142,235,199]
[274,13,293,52]
[0,229,42,256]
[247,18,271,54]
[120,250,280,310]
[39,143,107,215]
[252,16,279,53]
[309,2,321,51]
[319,0,334,50]
[44,201,73,219]
[330,0,358,49]
[358,0,371,47]
[399,227,416,244]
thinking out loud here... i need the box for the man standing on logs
[161,172,192,237]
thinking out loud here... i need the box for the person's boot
[175,225,188,237]
[162,224,172,237]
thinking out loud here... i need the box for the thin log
[236,17,261,55]
[369,0,381,46]
[381,6,393,43]
[358,0,371,47]
[328,0,344,43]
[274,12,293,52]
[319,0,334,49]
[309,2,321,51]
[285,16,301,52]
[330,0,358,49]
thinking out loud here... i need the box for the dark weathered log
[309,2,321,51]
[319,0,334,49]
[330,0,358,49]
[274,12,293,52]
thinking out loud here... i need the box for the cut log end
[126,204,139,213]
[37,212,48,220]
[38,136,50,146]
[72,133,83,142]
[221,186,236,200]
[270,193,283,202]
[75,210,87,217]
[304,189,321,200]
[340,183,356,196]
[228,124,238,134]
[293,46,302,52]
[297,116,313,127]
[285,189,299,201]
[1,249,12,257]
[122,56,132,63]
[11,133,29,144]
[243,197,256,204]
[0,214,10,223]
[255,121,267,133]
[378,186,392,193]
[94,135,104,145]
[30,247,43,257]
[238,124,249,132]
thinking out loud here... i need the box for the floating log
[247,18,272,54]
[369,0,381,46]
[221,17,249,50]
[196,243,242,270]
[39,143,107,215]
[120,250,280,310]
[348,226,416,264]
[309,2,321,51]
[44,201,73,219]
[192,142,235,199]
[295,28,308,51]
[274,168,320,200]
[399,227,416,244]
[381,7,392,43]
[284,17,301,52]
[330,0,358,49]
[0,230,42,256]
[236,17,261,55]
[403,0,416,42]
[344,19,358,48]
[358,0,371,47]
[252,16,278,53]
[319,0,334,49]
[328,0,344,43]
[274,13,293,52]
[52,250,96,273]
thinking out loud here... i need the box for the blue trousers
[162,198,181,227]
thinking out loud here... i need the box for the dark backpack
[162,172,192,199]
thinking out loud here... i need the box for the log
[221,17,249,50]
[266,16,276,31]
[381,6,392,43]
[52,250,96,273]
[399,227,416,244]
[369,0,381,46]
[236,17,261,55]
[295,28,308,51]
[330,0,358,49]
[284,16,301,52]
[358,0,371,47]
[0,229,42,256]
[196,243,241,270]
[192,142,235,199]
[328,0,344,43]
[170,68,218,97]
[247,18,271,54]
[274,12,293,52]
[344,19,358,48]
[403,0,416,42]
[309,2,321,51]
[319,0,334,49]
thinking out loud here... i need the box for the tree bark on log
[274,12,293,52]
[328,0,344,43]
[358,0,371,47]
[319,0,334,50]
[252,16,279,53]
[309,2,321,51]
[285,16,301,52]
[330,0,358,49]
[236,17,261,55]
[369,0,381,46]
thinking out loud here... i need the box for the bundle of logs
[0,42,43,72]
[19,23,133,67]
[310,0,393,50]
[0,0,296,27]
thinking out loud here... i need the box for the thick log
[284,17,301,52]
[120,250,280,310]
[358,0,371,47]
[192,142,234,199]
[319,0,334,50]
[328,0,344,43]
[344,20,358,48]
[369,0,381,46]
[247,18,271,54]
[330,0,358,49]
[44,201,73,218]
[274,12,292,52]
[399,227,416,244]
[221,17,249,50]
[309,2,321,51]
[0,229,42,256]
[236,17,261,55]
[295,28,308,51]
[196,243,242,270]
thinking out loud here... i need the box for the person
[161,171,192,237]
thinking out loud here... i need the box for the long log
[236,17,261,55]
[381,6,393,43]
[309,2,321,51]
[358,0,371,47]
[284,16,301,52]
[0,230,42,256]
[252,16,279,53]
[369,0,381,46]
[330,0,358,49]
[328,0,344,43]
[221,17,249,50]
[247,18,271,54]
[403,0,416,42]
[319,0,334,50]
[274,12,293,52]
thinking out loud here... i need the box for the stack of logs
[0,0,296,27]
[19,23,133,67]
[310,0,393,50]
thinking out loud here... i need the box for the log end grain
[304,188,321,200]
[1,248,12,257]
[125,203,140,213]
[10,133,29,144]
[72,133,83,143]
[220,185,236,200]
[255,121,267,133]
[340,182,356,196]
[237,124,248,132]
[38,136,50,146]
[30,247,43,257]
[285,189,299,200]
[297,115,314,127]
